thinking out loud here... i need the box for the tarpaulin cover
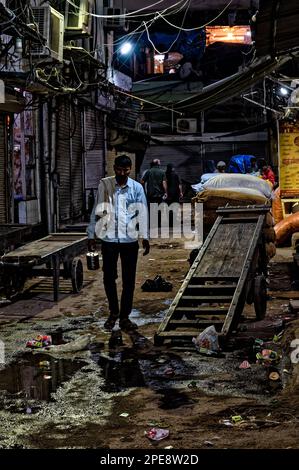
[228,155,256,174]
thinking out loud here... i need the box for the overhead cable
[65,0,184,19]
[156,0,233,31]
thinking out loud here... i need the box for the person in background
[141,159,167,204]
[215,161,226,173]
[165,163,183,204]
[140,161,154,196]
[203,159,216,173]
[87,155,150,332]
[257,158,275,185]
[228,155,257,174]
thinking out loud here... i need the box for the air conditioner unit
[31,6,64,62]
[176,118,197,134]
[65,0,91,35]
[103,8,128,31]
[136,122,151,134]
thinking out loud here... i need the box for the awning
[255,0,299,57]
[171,55,290,114]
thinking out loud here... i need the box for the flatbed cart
[0,233,87,301]
[0,224,32,254]
[154,205,271,348]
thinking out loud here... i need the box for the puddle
[95,349,145,392]
[0,352,86,402]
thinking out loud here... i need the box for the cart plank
[2,233,87,262]
[194,221,257,277]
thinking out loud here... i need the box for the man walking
[87,155,150,332]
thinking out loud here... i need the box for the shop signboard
[279,121,299,197]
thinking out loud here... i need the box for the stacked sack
[263,211,276,260]
[192,173,273,240]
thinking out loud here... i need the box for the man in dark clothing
[165,163,183,204]
[141,159,167,204]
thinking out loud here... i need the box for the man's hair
[114,155,132,168]
[257,158,267,169]
[152,159,160,166]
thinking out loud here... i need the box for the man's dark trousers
[101,241,139,321]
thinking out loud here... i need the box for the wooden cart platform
[0,233,87,301]
[155,205,270,348]
[0,224,32,254]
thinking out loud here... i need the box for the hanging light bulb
[279,87,289,96]
[120,42,133,55]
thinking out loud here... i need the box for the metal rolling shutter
[71,104,83,219]
[0,114,8,223]
[84,107,104,190]
[57,99,71,222]
[141,145,204,184]
[234,142,268,160]
[204,142,233,168]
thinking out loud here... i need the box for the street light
[279,87,289,96]
[120,42,133,55]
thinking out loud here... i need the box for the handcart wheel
[63,260,72,279]
[246,279,254,305]
[71,258,83,293]
[253,274,267,320]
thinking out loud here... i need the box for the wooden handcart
[0,224,32,254]
[155,205,271,348]
[0,233,87,301]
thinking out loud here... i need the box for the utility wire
[156,0,234,31]
[65,0,184,19]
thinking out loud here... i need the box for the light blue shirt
[87,176,148,243]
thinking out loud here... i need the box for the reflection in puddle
[0,352,86,401]
[96,349,145,392]
[158,388,195,409]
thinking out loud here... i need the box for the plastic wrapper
[26,335,52,349]
[192,325,220,352]
[145,428,169,441]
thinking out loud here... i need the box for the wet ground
[0,240,298,449]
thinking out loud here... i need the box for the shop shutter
[234,142,268,160]
[84,107,104,190]
[56,99,71,222]
[71,104,83,219]
[0,114,8,223]
[141,144,204,184]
